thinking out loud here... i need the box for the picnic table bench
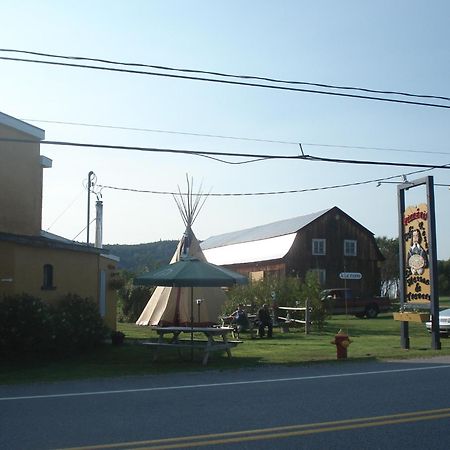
[142,326,242,366]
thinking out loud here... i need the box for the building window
[250,271,264,282]
[311,269,326,285]
[42,264,55,290]
[344,240,357,256]
[312,239,326,255]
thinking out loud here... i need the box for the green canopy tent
[134,256,248,355]
[134,256,248,288]
[136,177,247,328]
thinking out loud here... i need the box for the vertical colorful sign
[403,203,430,303]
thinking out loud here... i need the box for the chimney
[95,200,103,248]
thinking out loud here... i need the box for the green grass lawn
[1,312,449,385]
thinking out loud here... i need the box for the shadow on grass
[2,322,449,385]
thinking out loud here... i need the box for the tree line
[376,236,450,296]
[108,237,450,321]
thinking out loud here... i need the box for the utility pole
[86,171,94,245]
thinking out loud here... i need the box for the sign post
[397,176,440,350]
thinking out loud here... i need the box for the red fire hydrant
[331,329,352,359]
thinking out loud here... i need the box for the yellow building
[0,112,118,330]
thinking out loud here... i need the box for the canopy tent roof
[135,256,248,287]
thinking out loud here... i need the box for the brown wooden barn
[201,207,384,296]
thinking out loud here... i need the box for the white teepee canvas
[136,177,228,326]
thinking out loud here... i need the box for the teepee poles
[173,175,210,257]
[172,175,211,358]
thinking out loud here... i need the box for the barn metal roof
[200,208,335,265]
[201,208,332,250]
[203,233,297,265]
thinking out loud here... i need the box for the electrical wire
[22,118,450,156]
[72,218,96,241]
[98,168,435,197]
[1,56,449,110]
[44,189,84,231]
[2,49,450,102]
[1,137,450,170]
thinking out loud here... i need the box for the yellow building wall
[0,125,43,236]
[0,241,118,330]
[99,256,119,331]
[0,242,15,296]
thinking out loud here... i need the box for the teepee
[136,178,228,327]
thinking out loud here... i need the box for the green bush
[226,273,328,330]
[117,284,154,322]
[302,271,328,330]
[51,294,108,353]
[0,293,108,357]
[0,294,52,356]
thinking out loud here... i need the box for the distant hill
[104,240,178,273]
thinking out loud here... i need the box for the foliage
[438,259,450,296]
[51,294,108,353]
[117,283,154,323]
[0,293,108,357]
[104,240,178,273]
[376,236,399,298]
[376,236,450,297]
[226,274,327,330]
[109,272,127,290]
[301,271,328,330]
[0,294,53,356]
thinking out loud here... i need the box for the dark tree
[376,236,399,298]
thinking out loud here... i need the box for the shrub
[117,284,154,322]
[0,293,109,357]
[0,294,52,356]
[301,271,328,330]
[226,273,328,330]
[51,294,108,353]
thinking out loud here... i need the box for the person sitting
[257,303,273,338]
[228,303,249,337]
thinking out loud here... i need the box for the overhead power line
[1,56,449,110]
[23,118,450,156]
[1,136,450,170]
[2,49,449,103]
[99,169,434,197]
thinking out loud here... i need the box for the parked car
[320,288,391,318]
[425,308,450,335]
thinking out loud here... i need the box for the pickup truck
[321,288,391,318]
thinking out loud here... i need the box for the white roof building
[201,208,331,265]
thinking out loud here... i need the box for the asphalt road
[1,357,450,450]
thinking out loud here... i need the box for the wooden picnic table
[143,326,241,366]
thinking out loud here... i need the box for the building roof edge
[0,112,45,140]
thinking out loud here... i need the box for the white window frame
[344,239,357,256]
[311,269,326,285]
[312,239,326,256]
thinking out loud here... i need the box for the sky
[1,1,449,257]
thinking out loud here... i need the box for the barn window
[312,239,326,255]
[42,264,55,290]
[311,269,326,285]
[250,271,264,282]
[344,240,357,256]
